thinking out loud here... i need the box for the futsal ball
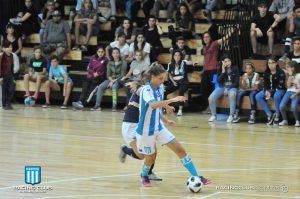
[24,96,36,106]
[187,176,203,193]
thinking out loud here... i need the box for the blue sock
[141,163,151,177]
[180,155,198,176]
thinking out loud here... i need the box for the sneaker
[72,101,84,109]
[42,103,50,108]
[267,113,276,125]
[295,120,300,127]
[141,176,151,187]
[60,104,68,109]
[119,145,127,163]
[279,53,288,62]
[24,91,30,98]
[199,176,212,185]
[148,172,162,181]
[3,105,13,110]
[248,115,255,124]
[208,115,216,122]
[279,120,288,126]
[226,115,233,123]
[112,104,117,112]
[90,105,101,111]
[273,117,280,125]
[232,115,240,123]
[72,45,80,50]
[177,109,183,116]
[80,45,87,52]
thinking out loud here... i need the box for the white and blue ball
[187,176,203,193]
[24,96,36,106]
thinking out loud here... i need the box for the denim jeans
[95,79,122,106]
[255,89,285,117]
[208,87,237,116]
[279,91,300,121]
[236,90,258,111]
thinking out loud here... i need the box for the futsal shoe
[208,115,216,122]
[141,176,151,187]
[149,172,162,181]
[72,101,84,109]
[119,145,127,163]
[295,121,300,127]
[199,176,212,185]
[267,113,276,125]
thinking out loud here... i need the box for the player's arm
[149,96,186,109]
[161,114,175,126]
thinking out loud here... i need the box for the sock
[33,92,38,99]
[141,162,151,177]
[122,146,141,160]
[180,155,198,176]
[112,89,117,105]
[148,163,155,175]
[25,90,30,96]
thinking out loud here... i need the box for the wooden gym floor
[0,105,299,199]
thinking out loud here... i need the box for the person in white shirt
[106,32,130,62]
[128,32,151,65]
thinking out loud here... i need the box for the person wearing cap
[42,9,71,60]
[280,6,300,61]
[250,0,280,58]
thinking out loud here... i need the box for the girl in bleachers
[115,18,136,44]
[232,62,260,124]
[1,24,22,56]
[279,61,300,126]
[92,47,127,111]
[208,54,239,123]
[165,50,196,116]
[128,32,151,65]
[106,32,130,62]
[255,56,286,125]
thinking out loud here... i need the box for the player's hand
[171,96,186,103]
[165,105,175,116]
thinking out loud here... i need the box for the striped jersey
[136,83,164,136]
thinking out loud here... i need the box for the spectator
[250,1,280,58]
[23,46,48,100]
[170,36,192,61]
[98,0,117,22]
[255,56,286,125]
[43,55,73,109]
[208,54,239,123]
[73,0,98,51]
[131,0,154,26]
[115,18,136,44]
[42,10,71,61]
[279,61,300,126]
[284,36,300,63]
[152,0,175,22]
[72,46,109,109]
[232,62,260,124]
[129,32,151,65]
[92,48,127,111]
[0,40,20,110]
[1,24,22,56]
[203,0,224,23]
[106,32,130,61]
[40,0,55,44]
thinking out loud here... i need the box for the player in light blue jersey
[136,64,211,187]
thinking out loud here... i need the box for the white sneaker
[279,120,288,126]
[208,115,216,122]
[227,115,233,123]
[295,120,300,127]
[177,109,183,116]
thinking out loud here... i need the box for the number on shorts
[144,146,151,154]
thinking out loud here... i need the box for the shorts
[136,128,176,155]
[122,122,137,145]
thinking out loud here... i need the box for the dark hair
[117,32,126,38]
[175,3,193,24]
[95,45,105,58]
[287,60,299,74]
[294,5,300,12]
[148,63,166,77]
[2,40,12,48]
[245,62,255,70]
[171,50,183,65]
[50,55,59,61]
[221,53,231,61]
[267,55,278,62]
[134,32,146,52]
[110,47,121,61]
[176,36,185,42]
[202,31,211,46]
[265,55,279,72]
[33,46,42,51]
[293,36,300,42]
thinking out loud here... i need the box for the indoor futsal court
[0,105,299,199]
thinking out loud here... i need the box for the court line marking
[218,191,290,198]
[34,194,190,199]
[0,167,299,191]
[3,129,300,152]
[199,191,222,199]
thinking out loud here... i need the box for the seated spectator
[9,0,39,39]
[203,0,224,23]
[232,62,260,124]
[43,55,73,109]
[170,36,191,61]
[1,24,22,56]
[165,50,196,116]
[280,6,300,61]
[92,48,127,111]
[208,54,239,123]
[98,0,117,23]
[142,16,163,62]
[115,18,136,44]
[23,46,48,100]
[250,1,280,58]
[255,56,286,125]
[40,0,56,44]
[42,10,71,61]
[131,0,154,26]
[269,0,294,37]
[284,37,300,63]
[169,3,195,46]
[122,50,150,108]
[106,32,130,61]
[73,0,98,51]
[152,0,175,22]
[279,61,300,126]
[0,40,20,110]
[129,32,151,65]
[72,46,109,109]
